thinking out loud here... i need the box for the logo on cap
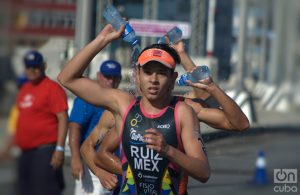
[152,50,163,57]
[106,63,117,69]
[26,54,36,61]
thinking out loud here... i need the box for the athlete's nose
[149,72,158,83]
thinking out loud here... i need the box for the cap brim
[138,48,176,69]
[139,58,174,69]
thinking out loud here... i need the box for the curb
[203,124,300,143]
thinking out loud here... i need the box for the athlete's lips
[148,86,159,94]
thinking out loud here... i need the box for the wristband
[55,145,64,152]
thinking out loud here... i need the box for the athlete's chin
[146,93,160,101]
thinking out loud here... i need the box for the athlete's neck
[140,95,172,115]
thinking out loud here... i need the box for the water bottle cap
[177,73,189,86]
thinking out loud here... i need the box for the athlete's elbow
[57,73,68,88]
[201,169,210,183]
[237,118,250,132]
[194,171,210,183]
[200,177,210,183]
[194,167,210,183]
[229,117,250,132]
[57,71,64,83]
[57,71,73,88]
[240,124,250,132]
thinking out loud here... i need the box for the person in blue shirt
[68,60,122,195]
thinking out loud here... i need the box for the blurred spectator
[0,75,28,162]
[7,74,28,136]
[1,50,68,195]
[68,60,121,195]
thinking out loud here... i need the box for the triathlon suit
[119,96,186,195]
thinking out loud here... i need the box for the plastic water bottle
[177,65,211,86]
[158,26,183,44]
[103,5,139,46]
[131,44,141,64]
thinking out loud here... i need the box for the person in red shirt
[2,50,68,195]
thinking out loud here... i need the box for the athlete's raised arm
[173,40,249,131]
[187,81,250,131]
[58,24,132,116]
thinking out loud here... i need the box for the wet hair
[139,43,181,65]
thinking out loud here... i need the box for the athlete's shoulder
[115,91,136,111]
[175,100,194,115]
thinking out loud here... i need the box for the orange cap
[137,48,176,69]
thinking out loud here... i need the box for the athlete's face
[138,62,176,101]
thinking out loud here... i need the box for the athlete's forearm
[58,36,107,86]
[58,24,123,87]
[179,51,196,72]
[80,126,109,175]
[95,150,122,175]
[164,145,210,183]
[80,141,104,177]
[207,83,250,131]
[174,41,196,72]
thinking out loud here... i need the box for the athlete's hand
[50,150,64,170]
[186,77,214,91]
[96,24,125,44]
[143,128,169,156]
[172,40,185,55]
[96,169,118,190]
[70,156,84,180]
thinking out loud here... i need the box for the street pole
[74,0,94,76]
[236,0,248,90]
[142,0,158,49]
[269,0,284,85]
[206,0,216,57]
[236,0,257,122]
[284,0,296,85]
[259,0,270,82]
[189,0,206,57]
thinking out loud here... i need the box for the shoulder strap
[174,99,184,152]
[135,96,142,104]
[119,97,137,146]
[169,96,181,109]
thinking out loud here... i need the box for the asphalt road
[188,130,300,195]
[1,129,299,195]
